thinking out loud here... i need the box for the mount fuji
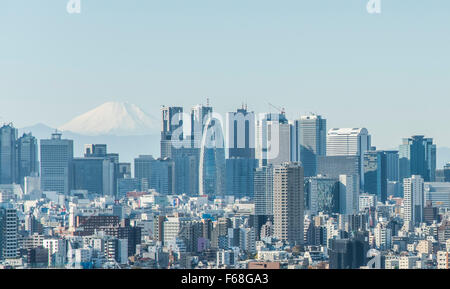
[59,101,159,136]
[19,102,161,163]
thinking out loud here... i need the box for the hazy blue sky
[1,0,449,149]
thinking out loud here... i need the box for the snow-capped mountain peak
[59,101,158,136]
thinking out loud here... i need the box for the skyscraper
[363,150,387,203]
[17,133,39,186]
[225,107,257,198]
[71,157,115,196]
[255,113,290,167]
[40,132,73,194]
[0,124,18,185]
[327,128,371,187]
[273,163,304,245]
[134,155,175,195]
[225,158,257,199]
[399,135,436,182]
[160,106,183,158]
[191,104,213,149]
[384,150,399,182]
[339,174,359,215]
[199,116,226,197]
[297,115,326,177]
[403,175,424,228]
[254,166,274,216]
[226,106,255,159]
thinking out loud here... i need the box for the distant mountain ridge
[58,101,159,136]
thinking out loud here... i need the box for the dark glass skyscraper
[72,157,115,195]
[160,106,183,159]
[225,158,257,199]
[134,155,175,195]
[226,107,255,159]
[0,124,18,185]
[199,114,226,197]
[384,150,399,182]
[225,107,257,198]
[363,151,387,203]
[17,133,39,186]
[399,135,436,182]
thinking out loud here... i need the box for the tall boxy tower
[160,106,183,159]
[40,132,74,194]
[327,128,371,188]
[273,163,304,245]
[399,135,436,183]
[297,114,326,177]
[403,175,424,228]
[0,124,18,185]
[17,133,39,186]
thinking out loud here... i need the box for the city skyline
[1,0,450,272]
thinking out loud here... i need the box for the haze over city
[1,0,450,151]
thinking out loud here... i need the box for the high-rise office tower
[339,174,359,215]
[327,128,371,188]
[199,115,226,197]
[0,124,18,185]
[134,155,175,195]
[40,132,73,194]
[226,106,255,159]
[363,151,387,203]
[160,106,184,158]
[297,115,326,177]
[399,135,436,182]
[71,157,115,196]
[384,150,399,182]
[255,113,290,167]
[17,133,39,186]
[160,105,200,195]
[225,158,257,199]
[273,163,304,245]
[225,107,257,198]
[191,104,213,149]
[254,166,274,216]
[403,175,424,228]
[172,148,199,195]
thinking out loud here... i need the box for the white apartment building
[403,175,424,227]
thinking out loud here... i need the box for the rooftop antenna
[206,97,210,107]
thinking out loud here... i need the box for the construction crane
[268,102,286,115]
